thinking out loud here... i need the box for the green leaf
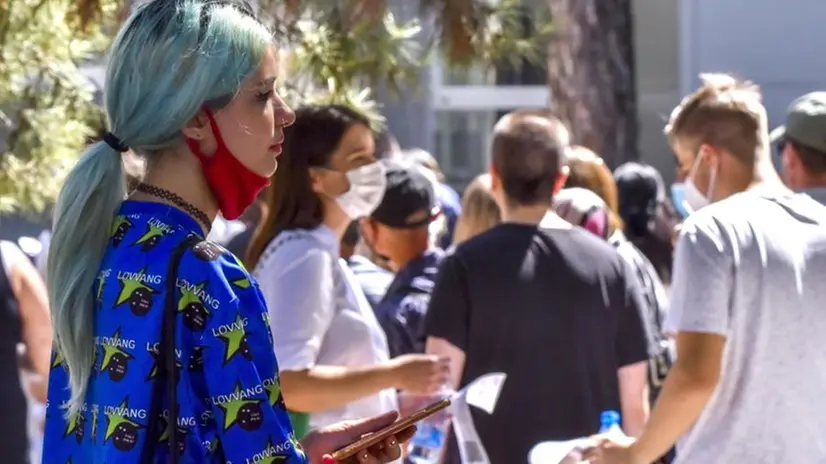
[0,0,549,210]
[260,0,550,121]
[0,0,116,212]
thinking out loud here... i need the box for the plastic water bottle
[406,391,452,464]
[407,420,447,463]
[599,410,622,435]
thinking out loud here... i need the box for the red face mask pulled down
[187,109,270,220]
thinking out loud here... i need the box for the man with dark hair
[772,92,826,197]
[403,148,462,249]
[361,162,444,357]
[489,109,567,205]
[424,110,651,464]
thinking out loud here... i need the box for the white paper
[461,373,506,414]
[528,438,594,464]
[448,373,507,464]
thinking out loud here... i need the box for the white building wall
[680,0,826,130]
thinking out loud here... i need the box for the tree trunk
[546,0,639,168]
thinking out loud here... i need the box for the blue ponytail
[47,0,272,418]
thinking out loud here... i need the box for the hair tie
[103,132,129,153]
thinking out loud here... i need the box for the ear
[307,167,326,194]
[698,143,723,168]
[782,143,798,167]
[553,165,570,196]
[780,146,798,188]
[181,109,211,141]
[489,163,501,193]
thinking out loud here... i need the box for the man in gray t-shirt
[587,78,826,464]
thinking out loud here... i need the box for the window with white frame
[431,60,549,190]
[428,0,551,190]
[434,111,495,190]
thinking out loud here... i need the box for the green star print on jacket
[43,200,306,463]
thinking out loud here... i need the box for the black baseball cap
[370,161,439,229]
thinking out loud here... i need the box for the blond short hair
[452,174,501,246]
[665,73,767,163]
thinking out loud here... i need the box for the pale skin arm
[263,248,447,414]
[282,356,449,413]
[263,249,400,414]
[617,361,650,437]
[585,332,725,464]
[8,246,52,403]
[425,336,465,390]
[627,332,724,462]
[584,214,731,463]
[280,365,395,413]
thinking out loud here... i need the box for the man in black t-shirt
[424,110,651,464]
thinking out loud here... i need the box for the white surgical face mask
[335,161,387,219]
[683,151,717,214]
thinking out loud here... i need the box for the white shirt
[35,230,50,280]
[665,190,826,463]
[253,225,397,428]
[207,215,246,245]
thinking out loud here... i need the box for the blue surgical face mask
[670,183,689,218]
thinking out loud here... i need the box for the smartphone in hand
[330,398,451,461]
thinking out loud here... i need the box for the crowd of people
[0,1,824,463]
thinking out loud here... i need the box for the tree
[0,0,546,212]
[0,0,121,212]
[546,0,639,167]
[260,0,550,127]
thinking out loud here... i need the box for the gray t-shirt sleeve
[664,212,734,336]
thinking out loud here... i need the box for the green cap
[770,91,826,152]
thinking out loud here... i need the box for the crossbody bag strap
[141,233,201,464]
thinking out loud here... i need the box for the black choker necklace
[135,183,212,231]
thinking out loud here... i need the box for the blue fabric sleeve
[183,249,305,463]
[41,206,306,464]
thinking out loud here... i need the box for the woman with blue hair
[43,1,413,463]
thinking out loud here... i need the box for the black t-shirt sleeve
[615,259,652,367]
[424,253,470,352]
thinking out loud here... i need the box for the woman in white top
[246,105,449,430]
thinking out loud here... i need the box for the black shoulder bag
[140,234,201,464]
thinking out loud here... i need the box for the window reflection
[434,111,496,191]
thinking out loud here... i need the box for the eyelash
[256,90,273,102]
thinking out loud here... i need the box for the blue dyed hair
[47,0,272,418]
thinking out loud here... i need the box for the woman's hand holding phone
[309,398,452,463]
[301,410,416,463]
